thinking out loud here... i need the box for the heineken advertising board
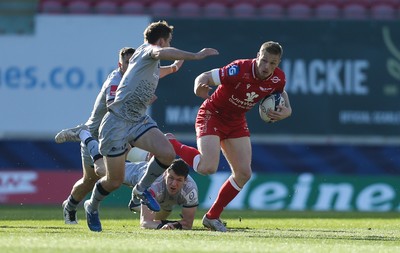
[152,19,400,143]
[193,173,400,212]
[100,172,400,212]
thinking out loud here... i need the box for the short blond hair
[260,41,283,56]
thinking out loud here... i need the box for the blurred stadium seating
[33,0,400,19]
[314,2,341,19]
[342,2,369,19]
[66,0,92,14]
[259,2,285,19]
[40,0,65,13]
[231,2,257,18]
[120,0,146,15]
[176,1,202,18]
[94,0,119,14]
[370,2,397,19]
[286,2,313,19]
[148,1,174,17]
[203,2,229,18]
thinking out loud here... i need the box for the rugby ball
[259,93,285,123]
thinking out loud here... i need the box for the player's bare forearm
[154,47,218,61]
[159,60,184,78]
[194,72,214,99]
[179,219,193,230]
[268,91,292,122]
[281,91,292,111]
[180,207,196,230]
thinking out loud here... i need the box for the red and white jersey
[201,59,286,122]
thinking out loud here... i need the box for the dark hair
[260,41,283,56]
[144,20,173,44]
[119,47,135,58]
[168,158,189,178]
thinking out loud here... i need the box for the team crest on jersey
[271,76,281,83]
[188,190,195,201]
[227,65,239,76]
[110,85,118,96]
[244,91,259,102]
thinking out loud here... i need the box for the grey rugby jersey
[85,68,122,139]
[108,43,160,122]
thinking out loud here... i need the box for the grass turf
[0,205,399,253]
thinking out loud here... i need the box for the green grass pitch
[0,205,399,253]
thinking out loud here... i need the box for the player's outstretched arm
[140,205,185,230]
[152,47,219,61]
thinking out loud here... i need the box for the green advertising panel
[151,19,400,143]
[102,172,400,212]
[193,172,400,212]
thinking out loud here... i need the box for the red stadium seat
[176,2,202,18]
[345,0,371,7]
[232,2,256,18]
[40,0,65,13]
[120,0,152,6]
[286,3,312,19]
[342,3,368,19]
[259,3,284,19]
[94,0,119,14]
[149,1,174,17]
[314,3,340,19]
[370,3,396,20]
[120,1,146,15]
[203,2,228,18]
[378,0,400,8]
[67,0,92,14]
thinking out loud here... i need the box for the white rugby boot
[202,214,227,232]
[55,124,88,143]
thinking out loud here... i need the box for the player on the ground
[125,158,198,230]
[167,41,292,232]
[83,20,218,232]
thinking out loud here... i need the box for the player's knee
[236,169,252,184]
[108,178,123,190]
[198,166,218,175]
[94,164,106,177]
[157,147,176,166]
[83,176,97,186]
[166,149,176,164]
[83,171,100,183]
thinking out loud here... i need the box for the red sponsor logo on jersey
[271,76,281,83]
[110,85,118,96]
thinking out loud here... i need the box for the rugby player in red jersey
[167,41,292,232]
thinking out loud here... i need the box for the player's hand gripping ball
[259,93,285,123]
